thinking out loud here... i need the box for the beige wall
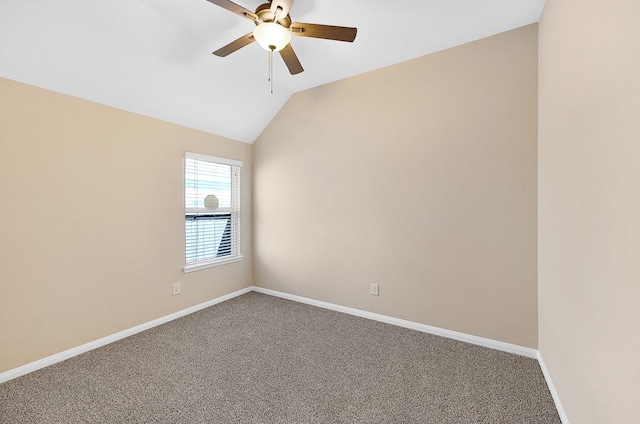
[253,25,539,348]
[538,0,640,422]
[0,78,253,373]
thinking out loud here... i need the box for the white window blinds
[184,152,242,272]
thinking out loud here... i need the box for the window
[184,152,242,272]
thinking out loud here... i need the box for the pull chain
[268,49,273,94]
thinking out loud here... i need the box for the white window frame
[183,152,243,273]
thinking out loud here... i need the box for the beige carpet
[0,292,560,423]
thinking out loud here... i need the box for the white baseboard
[1,285,540,387]
[0,287,253,384]
[1,284,568,421]
[537,351,570,424]
[251,286,538,359]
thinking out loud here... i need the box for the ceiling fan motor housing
[255,2,291,27]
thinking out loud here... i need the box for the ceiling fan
[206,0,357,78]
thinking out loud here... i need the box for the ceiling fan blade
[205,0,258,21]
[279,43,304,75]
[270,0,294,18]
[212,33,255,57]
[291,23,357,42]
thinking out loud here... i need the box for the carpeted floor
[0,292,560,423]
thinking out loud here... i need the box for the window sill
[183,255,244,273]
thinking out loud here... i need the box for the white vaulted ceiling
[0,0,545,143]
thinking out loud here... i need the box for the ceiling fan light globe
[253,22,291,52]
